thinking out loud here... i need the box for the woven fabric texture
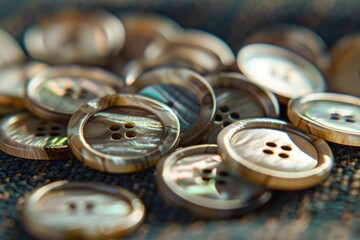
[0,0,359,239]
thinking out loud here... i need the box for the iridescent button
[25,66,125,123]
[24,9,125,65]
[145,29,234,71]
[0,112,71,160]
[327,33,360,97]
[204,72,279,143]
[156,144,271,218]
[119,13,183,61]
[243,24,326,67]
[0,29,25,66]
[68,94,180,173]
[21,181,145,239]
[217,118,333,190]
[288,92,360,146]
[237,43,325,104]
[124,47,221,85]
[0,62,47,115]
[130,67,216,146]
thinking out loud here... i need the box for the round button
[68,94,180,173]
[21,181,145,239]
[243,24,326,67]
[130,67,216,146]
[156,144,271,218]
[204,72,279,143]
[119,13,183,62]
[124,46,222,85]
[327,33,360,97]
[288,92,360,146]
[24,9,125,65]
[145,29,234,70]
[217,118,334,190]
[237,43,325,104]
[0,28,25,66]
[0,112,72,160]
[25,66,125,123]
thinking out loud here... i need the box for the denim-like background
[0,0,359,239]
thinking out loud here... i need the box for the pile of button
[0,8,359,239]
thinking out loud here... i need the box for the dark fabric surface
[0,0,359,239]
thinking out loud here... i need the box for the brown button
[204,72,279,143]
[130,67,216,146]
[24,9,125,65]
[25,65,125,123]
[68,94,180,173]
[0,112,72,160]
[288,92,360,146]
[156,144,271,218]
[237,43,326,104]
[0,29,25,66]
[0,62,47,115]
[217,118,334,190]
[21,181,145,239]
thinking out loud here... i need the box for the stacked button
[0,8,357,238]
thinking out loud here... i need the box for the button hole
[217,180,227,185]
[229,112,240,120]
[281,145,292,151]
[218,171,229,177]
[125,131,136,138]
[279,153,289,158]
[201,176,211,181]
[202,169,212,174]
[124,122,135,129]
[68,202,77,212]
[50,126,61,131]
[219,105,229,113]
[109,124,121,131]
[330,113,340,120]
[266,142,277,147]
[214,114,223,122]
[50,132,60,137]
[345,118,355,123]
[35,133,46,137]
[263,149,273,154]
[36,127,46,131]
[85,202,94,212]
[111,133,122,140]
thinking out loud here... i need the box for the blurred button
[124,46,222,84]
[68,94,180,173]
[217,118,333,190]
[119,13,183,62]
[145,29,235,70]
[24,9,125,65]
[237,43,325,104]
[327,33,360,97]
[0,62,47,115]
[25,66,125,123]
[0,112,71,160]
[243,24,326,68]
[288,92,360,146]
[204,72,279,143]
[131,67,216,146]
[156,144,271,218]
[0,29,25,66]
[21,181,145,239]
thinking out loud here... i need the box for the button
[0,62,47,115]
[130,67,216,146]
[327,33,360,97]
[156,144,271,218]
[204,72,279,143]
[118,13,183,63]
[145,29,235,71]
[124,46,222,85]
[25,66,125,123]
[217,118,333,190]
[68,94,180,173]
[243,24,326,67]
[0,29,25,66]
[0,112,72,160]
[24,9,125,65]
[237,43,325,104]
[21,181,145,239]
[288,92,360,146]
